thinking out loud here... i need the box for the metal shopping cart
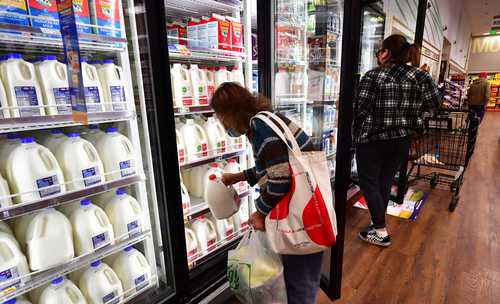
[405,109,480,211]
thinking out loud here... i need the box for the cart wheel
[430,176,438,188]
[448,196,459,212]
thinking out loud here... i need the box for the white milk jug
[55,133,105,191]
[82,125,106,146]
[58,199,81,217]
[94,128,136,181]
[203,162,224,191]
[185,228,198,262]
[215,66,229,88]
[79,260,123,304]
[224,159,247,193]
[112,246,151,296]
[0,220,13,235]
[0,53,44,117]
[25,209,74,271]
[191,216,217,252]
[189,64,209,106]
[70,199,114,256]
[0,173,13,209]
[6,137,65,204]
[204,174,239,219]
[104,188,142,240]
[180,119,208,160]
[210,215,235,241]
[14,213,37,251]
[171,64,193,108]
[203,117,227,154]
[38,277,86,304]
[0,133,21,175]
[180,181,191,215]
[35,56,71,115]
[41,129,66,155]
[81,58,104,113]
[97,59,127,112]
[233,197,249,231]
[0,231,30,292]
[176,129,187,165]
[228,135,245,151]
[205,67,216,98]
[0,75,9,118]
[230,65,245,87]
[275,67,290,97]
[186,165,207,198]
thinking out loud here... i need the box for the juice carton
[27,0,59,31]
[226,16,243,52]
[206,14,231,51]
[90,0,122,37]
[167,21,187,45]
[187,17,199,49]
[0,0,29,27]
[73,0,92,34]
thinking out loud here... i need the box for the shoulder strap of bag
[252,112,302,156]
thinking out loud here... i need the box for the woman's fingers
[249,212,266,231]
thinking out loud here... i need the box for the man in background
[468,72,490,121]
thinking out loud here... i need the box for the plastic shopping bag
[227,230,287,304]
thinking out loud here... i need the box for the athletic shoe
[359,229,391,247]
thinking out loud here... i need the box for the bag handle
[252,112,302,156]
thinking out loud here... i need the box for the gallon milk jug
[82,124,105,146]
[0,220,13,235]
[6,137,65,204]
[0,133,21,175]
[180,181,191,215]
[185,228,198,261]
[58,199,81,217]
[209,215,235,241]
[0,53,44,117]
[94,128,136,181]
[203,117,227,154]
[224,159,247,193]
[0,71,10,119]
[189,64,208,106]
[14,213,37,251]
[230,65,244,87]
[0,231,30,292]
[40,129,66,155]
[275,67,290,97]
[0,172,13,209]
[25,208,74,271]
[214,66,229,88]
[112,246,151,296]
[205,67,216,98]
[79,260,123,304]
[191,216,217,252]
[35,56,71,115]
[171,64,193,107]
[97,59,127,112]
[38,277,86,304]
[204,174,239,219]
[55,133,105,190]
[203,162,224,192]
[180,119,208,160]
[104,188,142,240]
[70,199,114,256]
[81,58,104,113]
[176,129,186,165]
[187,165,207,198]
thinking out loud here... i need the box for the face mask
[227,128,242,138]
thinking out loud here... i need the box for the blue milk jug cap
[116,188,126,195]
[3,299,17,304]
[7,53,22,59]
[89,124,99,130]
[6,133,19,140]
[80,57,88,63]
[103,59,114,64]
[106,127,118,133]
[67,132,80,138]
[89,60,101,65]
[124,246,133,252]
[0,56,7,61]
[52,276,64,285]
[40,55,57,61]
[51,129,63,134]
[90,260,101,267]
[21,137,35,144]
[80,199,91,206]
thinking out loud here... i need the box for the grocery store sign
[468,36,500,73]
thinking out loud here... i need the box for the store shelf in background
[180,149,246,170]
[0,111,134,134]
[0,230,151,303]
[174,105,214,116]
[168,47,245,63]
[0,174,144,221]
[165,0,240,19]
[276,59,307,66]
[184,190,250,221]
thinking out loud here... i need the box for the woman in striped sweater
[211,82,323,304]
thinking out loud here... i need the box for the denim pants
[281,252,324,304]
[356,137,411,229]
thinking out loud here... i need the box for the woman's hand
[221,172,246,186]
[248,212,266,231]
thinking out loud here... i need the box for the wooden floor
[318,112,500,304]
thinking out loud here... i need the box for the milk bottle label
[82,166,102,186]
[92,231,111,249]
[109,86,126,111]
[37,175,61,197]
[127,220,140,236]
[0,266,21,291]
[207,238,216,249]
[84,86,102,112]
[102,290,119,304]
[225,227,234,239]
[182,86,192,106]
[178,148,185,164]
[197,143,208,157]
[53,87,72,114]
[217,140,226,153]
[134,274,148,291]
[15,86,40,116]
[119,159,135,177]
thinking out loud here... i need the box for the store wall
[468,35,500,73]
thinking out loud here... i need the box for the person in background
[467,72,490,122]
[211,82,323,304]
[353,34,441,247]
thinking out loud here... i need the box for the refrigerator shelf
[180,149,246,170]
[174,105,214,116]
[0,174,144,221]
[0,110,134,134]
[169,48,245,63]
[165,0,241,18]
[184,190,251,221]
[0,230,151,303]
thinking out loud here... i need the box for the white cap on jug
[106,127,118,133]
[90,260,101,268]
[80,198,91,206]
[116,188,126,196]
[52,276,64,285]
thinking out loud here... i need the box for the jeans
[469,105,486,122]
[281,252,323,304]
[356,137,411,229]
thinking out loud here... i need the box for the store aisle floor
[318,112,500,304]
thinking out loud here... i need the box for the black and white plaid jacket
[353,64,441,144]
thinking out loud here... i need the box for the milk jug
[0,72,10,118]
[70,199,115,256]
[228,135,245,151]
[94,128,136,181]
[171,64,193,107]
[40,129,66,155]
[0,53,44,117]
[0,133,21,175]
[35,56,71,115]
[0,220,13,235]
[3,298,32,304]
[104,188,142,240]
[14,213,37,251]
[176,130,186,165]
[97,60,127,112]
[275,67,290,97]
[191,216,217,252]
[187,165,207,198]
[0,173,13,209]
[205,67,216,98]
[210,215,235,241]
[180,181,191,215]
[82,124,105,146]
[189,64,209,106]
[0,231,30,293]
[203,162,224,190]
[233,197,249,230]
[224,159,247,193]
[215,66,229,88]
[204,174,239,219]
[25,208,74,271]
[112,246,151,296]
[38,277,86,304]
[58,199,81,217]
[230,65,245,87]
[81,58,105,113]
[185,228,198,261]
[180,119,208,160]
[203,117,227,154]
[6,137,65,204]
[79,260,123,304]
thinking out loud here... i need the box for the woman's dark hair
[382,34,421,66]
[210,82,271,131]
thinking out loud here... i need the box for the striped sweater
[244,113,313,215]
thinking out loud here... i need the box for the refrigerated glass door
[359,3,385,75]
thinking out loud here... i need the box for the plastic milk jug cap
[41,55,57,61]
[209,174,217,181]
[67,132,80,138]
[210,163,218,168]
[106,127,118,133]
[89,124,99,130]
[116,188,126,195]
[4,299,17,304]
[103,59,114,64]
[52,276,64,285]
[21,137,35,144]
[7,53,22,59]
[80,57,88,62]
[90,260,101,268]
[7,133,20,140]
[124,246,133,252]
[80,199,91,206]
[51,129,63,134]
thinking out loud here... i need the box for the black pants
[469,105,486,122]
[356,137,411,229]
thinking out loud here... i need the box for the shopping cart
[405,109,479,211]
